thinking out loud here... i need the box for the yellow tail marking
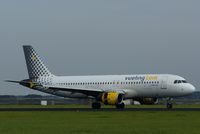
[29,82,35,89]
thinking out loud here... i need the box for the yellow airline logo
[145,75,158,81]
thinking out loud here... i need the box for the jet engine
[134,98,158,105]
[101,92,123,105]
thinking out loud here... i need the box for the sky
[0,0,200,95]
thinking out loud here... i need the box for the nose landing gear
[166,98,173,109]
[166,102,173,109]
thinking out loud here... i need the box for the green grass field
[1,104,200,108]
[0,107,200,134]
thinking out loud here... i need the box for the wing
[5,80,126,97]
[44,85,104,97]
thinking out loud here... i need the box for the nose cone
[186,84,196,94]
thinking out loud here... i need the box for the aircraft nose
[186,84,196,94]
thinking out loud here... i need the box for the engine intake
[101,92,123,105]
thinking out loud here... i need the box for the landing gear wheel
[92,102,101,109]
[116,103,125,109]
[166,102,173,109]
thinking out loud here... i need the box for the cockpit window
[182,80,187,83]
[174,80,187,84]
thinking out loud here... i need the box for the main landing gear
[116,102,125,109]
[92,102,101,109]
[91,102,125,109]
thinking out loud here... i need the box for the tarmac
[0,108,200,112]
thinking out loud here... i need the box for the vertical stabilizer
[23,45,54,78]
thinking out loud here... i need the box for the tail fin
[23,45,54,78]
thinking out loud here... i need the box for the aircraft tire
[166,102,173,109]
[116,102,125,109]
[92,102,101,109]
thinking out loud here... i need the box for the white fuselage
[36,74,195,99]
[8,46,196,108]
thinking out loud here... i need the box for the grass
[0,110,200,134]
[0,104,200,108]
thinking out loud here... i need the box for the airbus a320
[6,46,196,109]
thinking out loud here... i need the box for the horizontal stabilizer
[5,80,40,89]
[4,80,21,83]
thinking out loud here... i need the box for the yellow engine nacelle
[101,92,123,105]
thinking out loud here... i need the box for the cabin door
[161,77,168,89]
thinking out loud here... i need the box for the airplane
[6,45,196,109]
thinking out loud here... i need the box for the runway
[0,108,200,112]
